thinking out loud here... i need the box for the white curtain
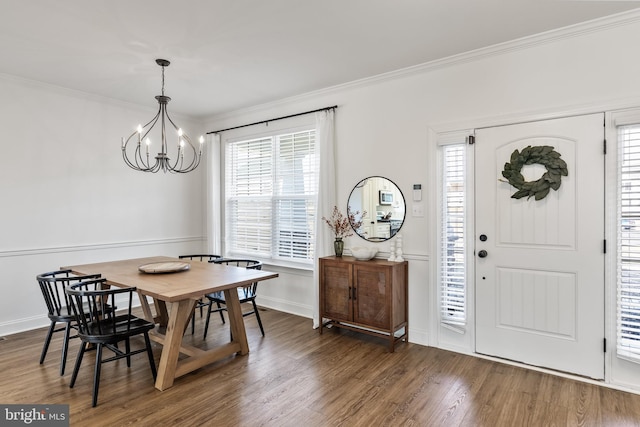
[206,133,222,255]
[313,109,337,328]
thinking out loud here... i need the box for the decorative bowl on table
[138,261,190,273]
[350,246,377,261]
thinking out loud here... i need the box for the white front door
[475,114,605,379]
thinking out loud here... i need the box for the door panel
[321,262,352,321]
[475,114,604,379]
[496,268,576,339]
[354,266,389,329]
[496,137,576,249]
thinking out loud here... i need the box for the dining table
[63,256,278,390]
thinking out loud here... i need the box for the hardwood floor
[2,308,640,426]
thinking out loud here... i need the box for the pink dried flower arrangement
[322,206,366,239]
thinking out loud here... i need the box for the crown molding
[0,71,204,125]
[206,8,640,124]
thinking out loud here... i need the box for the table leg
[154,299,169,327]
[137,291,155,322]
[155,299,195,390]
[224,289,249,355]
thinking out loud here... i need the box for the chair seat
[206,288,253,304]
[47,308,75,323]
[79,315,155,344]
[49,301,115,323]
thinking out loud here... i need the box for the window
[225,128,317,264]
[618,123,640,359]
[440,143,467,328]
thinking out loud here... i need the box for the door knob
[478,250,488,258]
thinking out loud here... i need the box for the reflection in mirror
[348,176,406,242]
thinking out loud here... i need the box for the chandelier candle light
[121,59,204,173]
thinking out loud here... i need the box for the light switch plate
[412,203,424,217]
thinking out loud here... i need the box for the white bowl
[351,246,377,261]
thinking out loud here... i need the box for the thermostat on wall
[413,184,422,201]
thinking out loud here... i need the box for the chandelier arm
[134,140,152,171]
[122,107,162,172]
[164,111,201,172]
[171,145,200,172]
[131,143,147,171]
[169,139,198,172]
[141,107,163,141]
[122,130,140,170]
[123,130,154,172]
[135,107,163,171]
[179,135,201,172]
[134,143,153,172]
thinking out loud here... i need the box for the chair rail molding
[0,236,205,258]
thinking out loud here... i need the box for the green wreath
[501,145,568,200]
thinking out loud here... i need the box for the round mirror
[347,176,406,242]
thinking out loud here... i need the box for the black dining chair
[36,270,102,375]
[204,259,264,339]
[178,254,223,335]
[66,278,157,407]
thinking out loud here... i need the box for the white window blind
[440,144,466,327]
[618,123,640,359]
[225,129,317,264]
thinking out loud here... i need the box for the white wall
[0,76,207,335]
[204,12,640,389]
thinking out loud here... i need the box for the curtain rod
[207,105,338,134]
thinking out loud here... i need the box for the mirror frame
[347,176,406,242]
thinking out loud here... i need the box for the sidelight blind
[440,144,466,327]
[225,129,317,264]
[618,123,640,359]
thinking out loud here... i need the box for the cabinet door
[321,261,352,322]
[353,264,389,329]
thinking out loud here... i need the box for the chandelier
[121,59,203,173]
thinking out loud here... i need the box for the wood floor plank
[3,308,640,426]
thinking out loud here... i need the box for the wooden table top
[63,256,279,302]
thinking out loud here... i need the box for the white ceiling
[1,1,639,119]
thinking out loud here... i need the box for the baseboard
[408,327,429,347]
[0,315,49,338]
[258,296,313,319]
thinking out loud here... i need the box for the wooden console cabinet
[319,256,408,351]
